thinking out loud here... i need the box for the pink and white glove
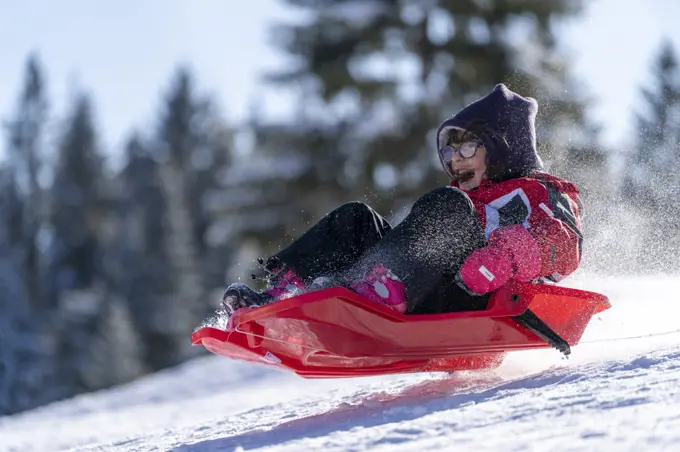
[456,225,542,295]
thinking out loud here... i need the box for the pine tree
[623,40,680,204]
[156,69,205,367]
[3,53,48,307]
[231,0,599,261]
[143,67,234,369]
[0,56,62,414]
[0,170,58,415]
[47,93,105,299]
[114,133,173,370]
[47,92,145,394]
[621,39,680,272]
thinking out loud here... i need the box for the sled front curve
[191,281,610,378]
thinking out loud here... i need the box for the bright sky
[1,0,679,159]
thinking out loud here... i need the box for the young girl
[221,84,583,316]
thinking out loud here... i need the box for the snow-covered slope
[2,273,680,452]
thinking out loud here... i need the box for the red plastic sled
[192,281,610,378]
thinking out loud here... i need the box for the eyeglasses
[438,141,481,162]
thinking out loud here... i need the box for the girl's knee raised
[413,186,475,215]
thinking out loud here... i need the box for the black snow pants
[271,186,490,314]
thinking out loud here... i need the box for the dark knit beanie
[436,83,543,181]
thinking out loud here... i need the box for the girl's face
[439,130,488,190]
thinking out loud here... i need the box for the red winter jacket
[451,171,583,282]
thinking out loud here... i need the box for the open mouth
[453,169,476,183]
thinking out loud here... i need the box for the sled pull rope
[579,327,680,345]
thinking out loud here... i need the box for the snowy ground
[2,273,680,452]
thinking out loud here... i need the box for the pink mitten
[457,225,541,295]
